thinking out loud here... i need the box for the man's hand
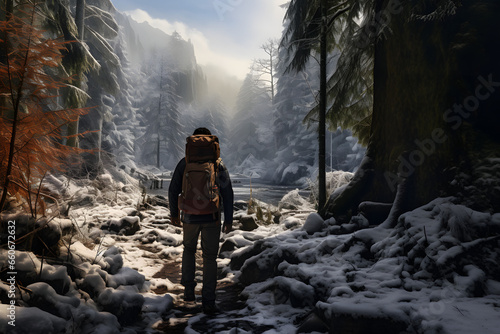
[223,223,232,234]
[171,216,181,227]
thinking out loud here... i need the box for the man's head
[193,127,212,136]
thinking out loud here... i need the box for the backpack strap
[213,157,223,222]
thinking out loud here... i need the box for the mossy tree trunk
[323,0,500,222]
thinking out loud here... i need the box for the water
[231,175,309,206]
[152,174,309,207]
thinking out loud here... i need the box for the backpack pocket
[179,161,220,215]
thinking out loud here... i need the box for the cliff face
[115,12,207,103]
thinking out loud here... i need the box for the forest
[1,0,499,333]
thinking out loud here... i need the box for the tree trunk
[66,0,85,148]
[0,2,27,210]
[318,0,327,212]
[75,0,85,40]
[323,0,500,221]
[78,106,103,177]
[0,0,13,119]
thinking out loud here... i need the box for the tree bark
[66,0,86,148]
[0,2,29,210]
[318,0,327,213]
[75,0,85,40]
[323,0,500,221]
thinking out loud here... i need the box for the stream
[148,174,310,207]
[230,175,310,206]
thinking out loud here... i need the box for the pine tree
[75,0,120,176]
[281,0,500,220]
[281,0,351,212]
[138,53,182,169]
[227,75,273,167]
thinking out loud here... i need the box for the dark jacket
[168,158,233,226]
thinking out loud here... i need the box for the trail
[144,250,252,333]
[115,200,253,333]
[110,177,305,333]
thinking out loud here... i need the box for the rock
[96,173,113,188]
[123,207,138,217]
[31,219,62,255]
[107,267,145,289]
[219,239,237,256]
[303,213,324,234]
[108,216,140,235]
[103,246,124,274]
[273,276,315,308]
[25,282,80,320]
[97,288,145,325]
[278,189,311,211]
[239,216,259,231]
[233,200,248,211]
[283,217,302,230]
[74,194,95,207]
[56,219,75,236]
[297,311,330,333]
[237,248,299,286]
[79,273,107,299]
[230,240,267,271]
[142,294,174,315]
[273,212,282,224]
[5,306,67,333]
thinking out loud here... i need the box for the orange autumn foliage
[0,4,90,215]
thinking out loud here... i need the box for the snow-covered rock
[229,197,500,333]
[303,213,324,234]
[278,189,313,211]
[97,287,145,325]
[106,216,140,235]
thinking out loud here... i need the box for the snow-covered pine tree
[137,52,182,169]
[73,0,120,177]
[227,74,274,169]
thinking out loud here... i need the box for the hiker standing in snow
[168,127,234,314]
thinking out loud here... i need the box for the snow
[1,170,499,334]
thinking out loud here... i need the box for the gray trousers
[181,222,221,305]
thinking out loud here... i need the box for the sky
[112,0,287,80]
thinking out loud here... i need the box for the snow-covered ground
[1,170,499,333]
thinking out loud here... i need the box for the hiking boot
[184,289,195,302]
[202,303,220,315]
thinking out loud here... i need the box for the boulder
[219,239,237,255]
[97,288,145,325]
[303,213,324,234]
[25,282,80,320]
[108,216,140,235]
[103,246,124,274]
[239,216,258,231]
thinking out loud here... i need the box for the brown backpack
[178,135,222,217]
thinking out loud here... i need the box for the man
[168,127,233,314]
